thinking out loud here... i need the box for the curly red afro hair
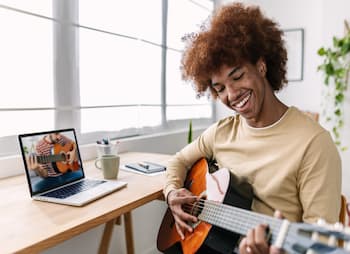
[181,2,288,98]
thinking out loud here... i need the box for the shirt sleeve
[163,122,218,200]
[297,131,342,223]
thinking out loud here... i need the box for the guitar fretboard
[197,199,282,244]
[37,154,65,164]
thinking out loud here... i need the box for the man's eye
[216,86,225,93]
[233,72,244,81]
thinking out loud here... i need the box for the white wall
[217,0,350,199]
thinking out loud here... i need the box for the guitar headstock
[283,220,350,254]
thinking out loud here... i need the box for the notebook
[124,161,166,174]
[18,128,127,206]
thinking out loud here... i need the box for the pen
[138,162,149,169]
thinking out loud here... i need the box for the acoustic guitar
[36,142,80,174]
[157,158,350,254]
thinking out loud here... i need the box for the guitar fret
[37,154,65,164]
[199,200,281,243]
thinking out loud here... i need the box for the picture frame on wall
[283,28,304,81]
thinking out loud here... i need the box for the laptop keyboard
[42,179,105,199]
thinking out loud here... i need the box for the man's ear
[257,58,266,75]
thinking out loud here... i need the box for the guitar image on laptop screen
[34,142,80,174]
[25,132,83,193]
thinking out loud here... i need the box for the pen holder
[96,143,117,158]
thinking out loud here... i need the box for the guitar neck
[37,154,65,164]
[198,199,282,244]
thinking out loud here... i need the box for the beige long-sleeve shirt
[164,107,341,223]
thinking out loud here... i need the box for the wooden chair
[340,195,347,225]
[347,201,350,226]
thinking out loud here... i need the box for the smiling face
[211,59,286,127]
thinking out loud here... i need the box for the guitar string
[183,199,281,235]
[183,201,307,247]
[182,201,349,252]
[184,200,350,246]
[183,199,298,243]
[37,154,65,163]
[190,199,281,228]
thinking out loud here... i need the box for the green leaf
[341,41,350,54]
[325,63,335,75]
[317,64,324,71]
[335,81,343,90]
[187,120,193,144]
[334,109,341,116]
[333,37,340,47]
[335,68,345,78]
[325,76,330,85]
[333,127,340,138]
[318,47,326,56]
[335,93,344,103]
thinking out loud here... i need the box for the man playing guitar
[27,132,81,192]
[163,2,342,254]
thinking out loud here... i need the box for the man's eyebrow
[227,66,240,77]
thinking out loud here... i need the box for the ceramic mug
[95,154,120,179]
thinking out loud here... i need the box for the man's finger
[254,224,268,243]
[175,222,185,240]
[273,210,283,219]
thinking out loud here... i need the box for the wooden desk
[0,152,171,254]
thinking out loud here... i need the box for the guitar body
[157,158,253,254]
[51,142,80,174]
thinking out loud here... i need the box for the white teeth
[235,93,251,108]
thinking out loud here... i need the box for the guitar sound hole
[185,199,205,229]
[191,200,203,217]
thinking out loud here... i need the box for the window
[0,1,53,156]
[79,1,163,134]
[166,0,214,120]
[0,0,214,157]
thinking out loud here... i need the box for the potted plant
[317,20,350,151]
[187,119,193,144]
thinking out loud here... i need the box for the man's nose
[226,85,239,102]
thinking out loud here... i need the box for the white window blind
[166,0,213,120]
[0,0,214,157]
[0,2,54,139]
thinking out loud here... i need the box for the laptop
[18,128,127,206]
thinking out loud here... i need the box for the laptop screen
[18,128,84,196]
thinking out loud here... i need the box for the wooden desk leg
[98,218,116,254]
[124,212,135,254]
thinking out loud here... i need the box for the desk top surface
[0,152,171,254]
